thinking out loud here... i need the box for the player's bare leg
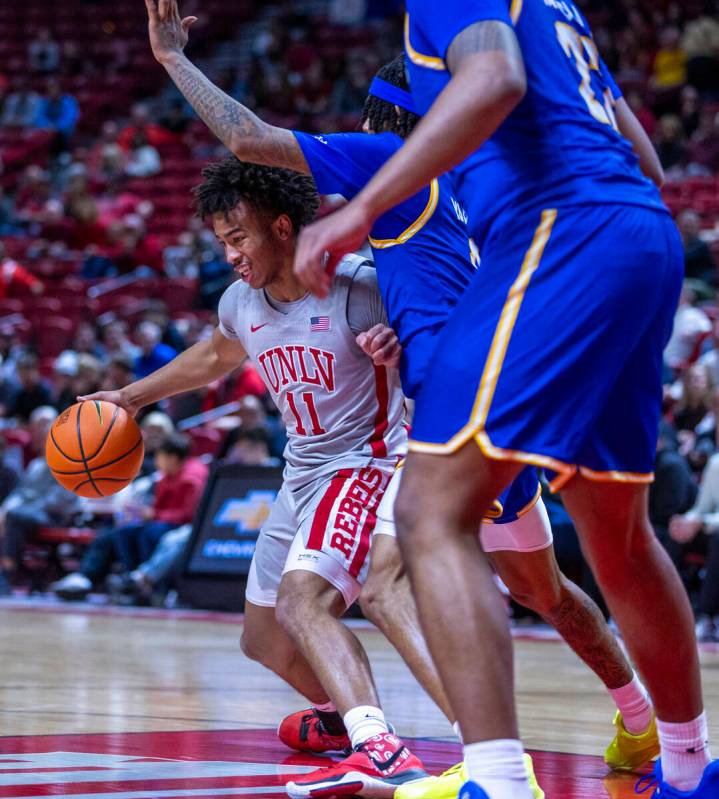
[491,546,633,689]
[561,479,702,719]
[394,442,522,743]
[359,535,455,723]
[241,601,332,704]
[561,477,711,790]
[277,570,428,798]
[276,570,382,714]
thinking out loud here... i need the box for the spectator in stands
[651,420,697,548]
[652,27,687,91]
[134,321,177,378]
[221,425,280,466]
[673,363,714,435]
[680,85,701,138]
[8,354,53,423]
[103,355,134,391]
[124,131,162,178]
[0,242,44,299]
[73,354,103,399]
[117,102,172,151]
[678,209,716,285]
[1,76,41,128]
[101,320,140,362]
[683,15,719,96]
[687,108,719,176]
[670,453,719,641]
[104,214,164,274]
[90,144,126,188]
[159,99,190,135]
[664,283,713,371]
[655,114,687,174]
[28,28,60,74]
[51,351,79,412]
[0,407,80,595]
[140,411,175,473]
[34,78,80,153]
[51,432,208,599]
[142,301,186,353]
[71,322,107,361]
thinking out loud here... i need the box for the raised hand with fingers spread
[145,0,198,64]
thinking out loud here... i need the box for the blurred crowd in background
[1,0,719,636]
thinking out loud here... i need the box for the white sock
[657,712,712,792]
[314,700,337,713]
[463,739,533,799]
[343,705,388,749]
[608,673,653,735]
[453,721,464,743]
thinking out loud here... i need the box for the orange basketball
[45,401,145,498]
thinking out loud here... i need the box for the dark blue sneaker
[458,781,490,799]
[635,759,719,796]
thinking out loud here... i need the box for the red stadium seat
[33,316,76,358]
[188,426,223,458]
[157,278,199,313]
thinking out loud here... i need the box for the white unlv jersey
[218,256,407,487]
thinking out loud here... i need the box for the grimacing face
[213,201,291,291]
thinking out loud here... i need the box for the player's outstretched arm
[294,21,526,293]
[78,327,247,416]
[144,0,308,173]
[613,97,664,187]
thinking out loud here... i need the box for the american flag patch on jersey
[310,316,331,332]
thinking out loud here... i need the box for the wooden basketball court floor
[0,602,717,799]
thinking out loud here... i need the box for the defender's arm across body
[293,21,526,294]
[144,0,308,173]
[79,327,247,415]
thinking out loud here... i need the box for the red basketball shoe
[285,732,428,798]
[279,709,351,754]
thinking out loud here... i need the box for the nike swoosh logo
[369,745,407,773]
[250,323,269,333]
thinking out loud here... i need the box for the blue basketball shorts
[409,203,683,490]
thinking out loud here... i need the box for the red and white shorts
[246,463,394,609]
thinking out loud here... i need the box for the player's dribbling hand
[294,202,373,299]
[145,0,198,65]
[76,390,141,418]
[356,324,402,369]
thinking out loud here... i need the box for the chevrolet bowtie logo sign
[213,491,276,533]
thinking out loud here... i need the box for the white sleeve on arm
[217,281,241,340]
[346,263,389,336]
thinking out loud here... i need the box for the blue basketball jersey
[404,0,667,249]
[294,131,475,398]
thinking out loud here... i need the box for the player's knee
[589,520,657,588]
[509,578,564,617]
[359,574,400,625]
[274,591,302,636]
[240,628,266,664]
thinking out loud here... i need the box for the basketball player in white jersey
[81,158,461,797]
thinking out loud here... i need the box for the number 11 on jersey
[287,391,326,436]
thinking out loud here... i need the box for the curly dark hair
[193,157,320,233]
[360,54,420,139]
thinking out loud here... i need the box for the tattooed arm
[353,20,526,217]
[293,20,526,294]
[144,0,308,173]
